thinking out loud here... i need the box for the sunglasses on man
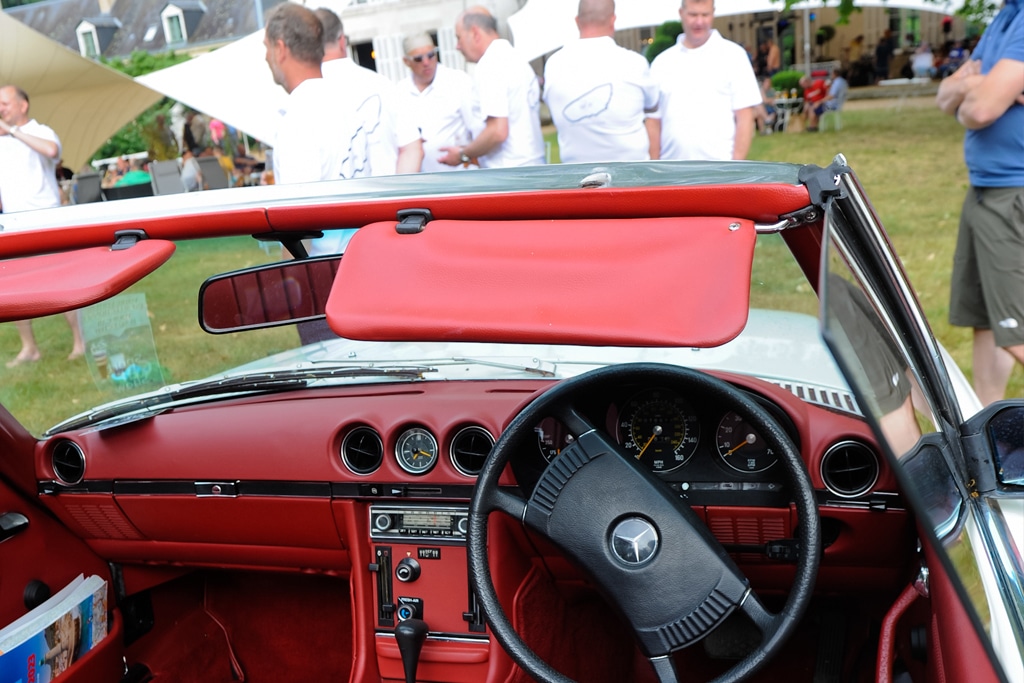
[410,51,437,63]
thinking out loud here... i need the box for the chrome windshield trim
[832,156,966,429]
[960,499,1024,682]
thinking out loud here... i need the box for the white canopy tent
[137,0,353,146]
[0,11,163,171]
[508,0,965,64]
[137,29,289,146]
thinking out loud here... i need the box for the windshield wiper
[446,357,556,377]
[47,366,436,435]
[310,356,557,377]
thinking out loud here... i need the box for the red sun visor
[327,217,755,348]
[0,240,176,322]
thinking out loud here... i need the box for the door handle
[0,512,29,543]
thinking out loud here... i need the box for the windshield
[1,231,822,437]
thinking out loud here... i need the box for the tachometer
[395,427,439,475]
[715,411,778,473]
[619,389,699,472]
[535,417,573,461]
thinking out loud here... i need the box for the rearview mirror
[199,256,340,334]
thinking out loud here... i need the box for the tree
[782,0,998,26]
[953,0,1000,27]
[645,21,682,63]
[815,25,836,59]
[102,50,190,78]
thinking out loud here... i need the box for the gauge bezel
[714,410,779,474]
[395,426,439,475]
[340,425,384,475]
[449,425,495,477]
[618,388,700,473]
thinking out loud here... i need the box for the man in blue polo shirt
[937,0,1024,405]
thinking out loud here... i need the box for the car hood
[222,308,858,409]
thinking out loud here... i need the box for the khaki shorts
[949,186,1024,348]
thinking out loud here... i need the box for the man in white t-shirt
[0,84,85,367]
[315,8,423,178]
[400,33,479,173]
[543,0,661,164]
[648,0,761,161]
[264,3,357,186]
[439,7,545,169]
[306,8,426,262]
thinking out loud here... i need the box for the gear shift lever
[395,618,428,683]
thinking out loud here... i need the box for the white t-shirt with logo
[272,77,361,185]
[543,36,660,164]
[471,39,546,168]
[322,58,421,177]
[0,119,62,213]
[400,64,479,173]
[649,31,761,161]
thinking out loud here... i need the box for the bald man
[543,0,661,163]
[439,7,545,168]
[0,84,85,366]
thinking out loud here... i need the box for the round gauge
[535,417,574,462]
[395,427,439,475]
[715,411,778,473]
[619,389,699,472]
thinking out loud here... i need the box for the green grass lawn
[3,103,1019,434]
[748,102,1022,402]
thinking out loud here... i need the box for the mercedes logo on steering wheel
[610,517,659,566]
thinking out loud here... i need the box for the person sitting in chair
[806,68,848,131]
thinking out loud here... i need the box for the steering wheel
[468,363,820,683]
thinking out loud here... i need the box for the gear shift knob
[395,617,429,683]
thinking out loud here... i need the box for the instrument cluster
[533,385,800,484]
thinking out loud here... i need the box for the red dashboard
[30,373,915,683]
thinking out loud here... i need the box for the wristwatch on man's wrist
[459,149,471,165]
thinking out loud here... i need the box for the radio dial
[457,516,469,535]
[373,513,393,531]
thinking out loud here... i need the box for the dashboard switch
[395,557,421,583]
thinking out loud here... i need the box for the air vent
[341,427,384,474]
[763,379,862,417]
[449,426,494,477]
[820,440,879,498]
[51,440,86,485]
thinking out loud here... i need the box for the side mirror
[988,406,1024,487]
[199,256,340,334]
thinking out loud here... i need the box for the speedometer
[619,389,699,472]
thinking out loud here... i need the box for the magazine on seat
[0,574,108,682]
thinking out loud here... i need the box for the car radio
[368,504,469,543]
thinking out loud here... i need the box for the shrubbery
[645,21,682,63]
[771,70,804,95]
